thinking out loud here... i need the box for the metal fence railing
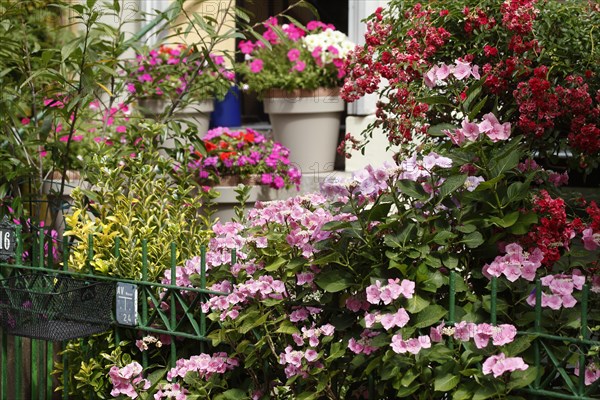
[0,224,599,399]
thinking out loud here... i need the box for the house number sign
[0,216,17,261]
[116,282,138,326]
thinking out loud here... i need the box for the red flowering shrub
[342,0,600,172]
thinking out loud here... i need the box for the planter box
[0,273,115,341]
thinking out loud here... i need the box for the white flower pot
[138,99,214,146]
[263,88,345,173]
[210,185,272,222]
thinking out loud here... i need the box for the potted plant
[237,19,354,173]
[124,44,234,140]
[186,126,302,221]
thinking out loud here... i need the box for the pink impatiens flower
[287,48,301,62]
[238,40,254,55]
[292,60,306,72]
[249,59,264,73]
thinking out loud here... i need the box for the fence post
[200,245,207,354]
[170,242,177,368]
[114,237,121,346]
[534,279,542,389]
[137,239,147,369]
[62,233,69,400]
[578,284,589,395]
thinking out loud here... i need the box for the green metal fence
[0,226,599,399]
[0,226,222,399]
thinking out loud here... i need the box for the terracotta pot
[263,87,344,173]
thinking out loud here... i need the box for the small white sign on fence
[0,216,16,261]
[116,282,138,326]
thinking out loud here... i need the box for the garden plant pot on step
[139,99,214,146]
[263,88,344,173]
[210,184,272,222]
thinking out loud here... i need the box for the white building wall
[345,0,395,172]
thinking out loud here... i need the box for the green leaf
[463,81,483,110]
[400,368,419,387]
[413,305,447,328]
[474,175,504,191]
[405,295,430,314]
[452,386,473,400]
[239,312,269,334]
[397,179,430,201]
[507,367,539,391]
[506,181,529,203]
[488,211,519,228]
[461,232,484,248]
[502,335,535,357]
[315,269,353,292]
[384,224,416,249]
[456,224,477,233]
[215,389,247,400]
[418,95,453,106]
[468,96,488,121]
[395,384,421,397]
[438,175,467,201]
[265,257,286,272]
[472,385,497,400]
[428,123,457,137]
[61,38,80,61]
[276,321,300,335]
[434,231,457,244]
[311,251,341,265]
[435,373,460,392]
[509,213,538,235]
[428,346,455,363]
[367,202,393,221]
[326,341,346,361]
[490,150,520,177]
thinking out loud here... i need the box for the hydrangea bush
[237,19,354,96]
[109,123,599,398]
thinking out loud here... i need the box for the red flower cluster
[515,71,600,157]
[522,190,582,266]
[463,7,496,34]
[500,0,539,35]
[341,4,449,145]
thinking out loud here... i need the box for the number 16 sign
[0,216,16,261]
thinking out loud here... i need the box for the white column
[345,0,395,172]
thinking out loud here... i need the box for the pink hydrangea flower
[482,353,528,377]
[390,334,431,355]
